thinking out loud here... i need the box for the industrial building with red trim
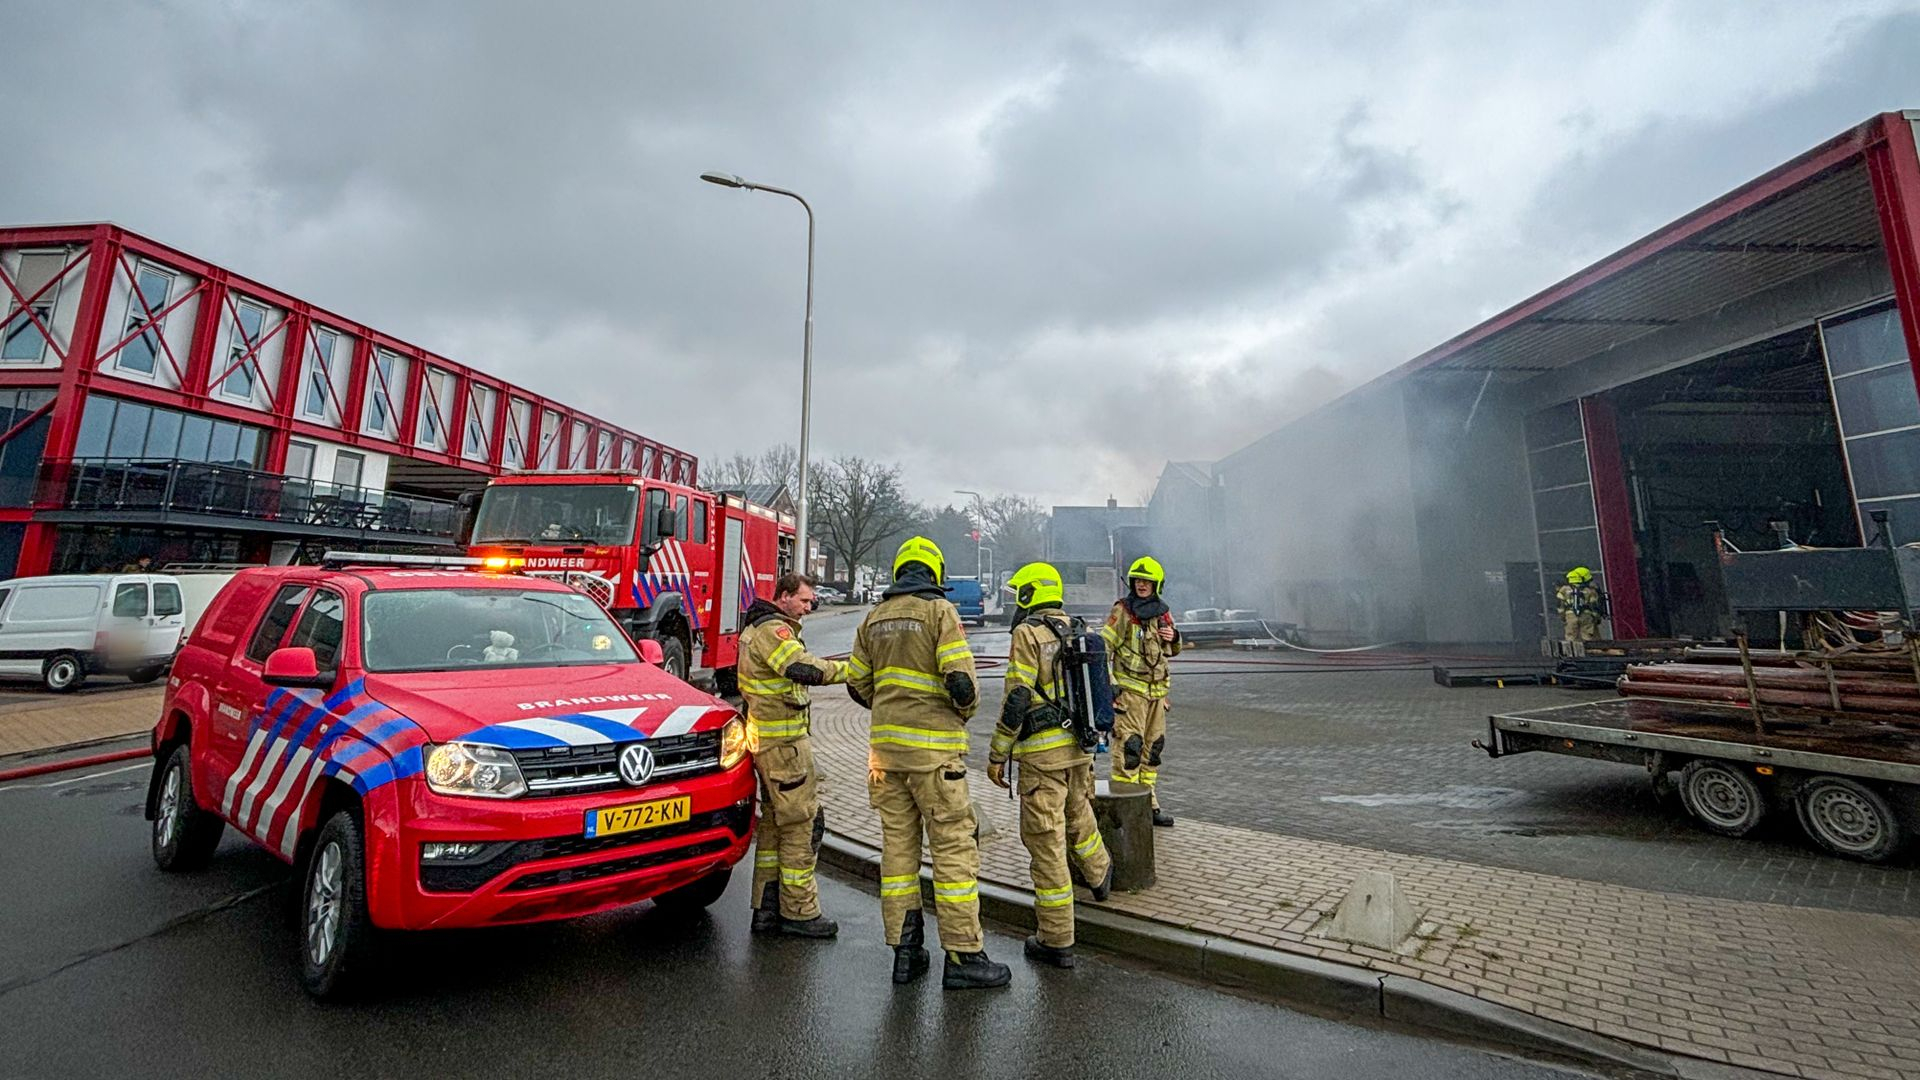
[0,222,695,577]
[1153,110,1920,648]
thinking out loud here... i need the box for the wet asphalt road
[0,754,1596,1080]
[805,606,1920,915]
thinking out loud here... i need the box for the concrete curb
[818,833,1775,1080]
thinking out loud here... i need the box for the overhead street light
[701,170,817,571]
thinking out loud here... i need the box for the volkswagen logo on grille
[618,743,656,786]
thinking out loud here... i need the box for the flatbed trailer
[1477,696,1920,862]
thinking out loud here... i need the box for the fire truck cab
[467,473,795,691]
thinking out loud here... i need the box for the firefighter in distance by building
[846,536,1011,990]
[1556,566,1606,649]
[1103,555,1180,827]
[987,561,1117,969]
[735,572,846,939]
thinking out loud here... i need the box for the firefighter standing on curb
[988,562,1114,969]
[1103,556,1180,827]
[738,572,844,939]
[845,536,1011,990]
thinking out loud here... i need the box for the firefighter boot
[751,881,780,934]
[778,914,839,939]
[1091,862,1114,902]
[942,949,1013,990]
[1023,935,1076,969]
[1153,808,1175,828]
[892,909,930,984]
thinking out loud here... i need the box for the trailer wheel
[1677,760,1765,837]
[1796,776,1903,862]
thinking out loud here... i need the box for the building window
[463,384,496,462]
[619,438,636,471]
[537,408,561,469]
[333,450,365,490]
[416,367,452,451]
[300,326,344,422]
[1823,302,1920,542]
[118,264,174,377]
[363,349,406,439]
[596,430,614,469]
[71,395,267,468]
[505,398,532,469]
[3,251,66,364]
[219,298,269,401]
[286,440,316,479]
[641,445,656,476]
[0,388,56,505]
[567,420,589,469]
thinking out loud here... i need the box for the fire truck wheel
[42,652,84,693]
[151,743,225,872]
[300,810,381,999]
[1677,759,1765,838]
[1796,776,1903,862]
[660,638,688,682]
[651,865,730,915]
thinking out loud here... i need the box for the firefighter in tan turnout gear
[846,537,1011,990]
[1103,555,1180,827]
[737,573,844,938]
[987,562,1114,968]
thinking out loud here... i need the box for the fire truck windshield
[471,484,638,546]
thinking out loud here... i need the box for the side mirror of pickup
[637,639,665,667]
[263,646,334,689]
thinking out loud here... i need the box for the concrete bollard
[1092,778,1157,892]
[1321,869,1420,950]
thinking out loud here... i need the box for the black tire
[150,744,225,872]
[660,637,689,683]
[650,865,730,915]
[127,666,164,685]
[1796,775,1904,862]
[42,652,84,693]
[1677,759,1766,837]
[300,809,381,1000]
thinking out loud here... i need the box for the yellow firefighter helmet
[1007,562,1065,609]
[1127,555,1166,592]
[1566,566,1594,585]
[893,536,946,584]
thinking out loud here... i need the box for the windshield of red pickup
[361,588,639,673]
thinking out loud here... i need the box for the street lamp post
[701,171,816,569]
[954,489,983,581]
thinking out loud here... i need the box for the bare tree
[711,451,761,488]
[812,455,917,582]
[758,444,799,494]
[973,493,1048,568]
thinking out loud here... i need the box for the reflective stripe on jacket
[738,611,843,745]
[847,592,977,772]
[990,610,1090,769]
[1101,600,1179,699]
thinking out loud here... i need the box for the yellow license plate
[585,796,691,838]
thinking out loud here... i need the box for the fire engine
[466,472,795,692]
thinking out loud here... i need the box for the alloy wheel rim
[307,842,343,967]
[156,766,181,846]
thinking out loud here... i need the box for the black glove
[848,684,871,709]
[784,662,828,686]
[945,670,977,710]
[998,685,1031,734]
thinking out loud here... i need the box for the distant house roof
[1046,504,1147,563]
[1160,461,1213,489]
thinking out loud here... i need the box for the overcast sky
[6,1,1919,506]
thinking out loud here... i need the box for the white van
[0,574,187,692]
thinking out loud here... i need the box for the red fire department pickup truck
[466,472,795,693]
[145,554,754,998]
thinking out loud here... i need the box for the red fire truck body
[466,473,794,688]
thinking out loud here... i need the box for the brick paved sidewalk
[810,690,1920,1080]
[0,689,161,758]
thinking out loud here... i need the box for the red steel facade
[0,222,695,576]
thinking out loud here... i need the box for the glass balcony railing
[36,458,463,540]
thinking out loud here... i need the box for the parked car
[947,577,986,625]
[814,585,845,605]
[0,573,186,691]
[146,555,754,998]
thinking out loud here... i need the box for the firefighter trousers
[1017,762,1111,948]
[1561,612,1601,641]
[751,737,820,921]
[1110,689,1168,808]
[868,756,982,952]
